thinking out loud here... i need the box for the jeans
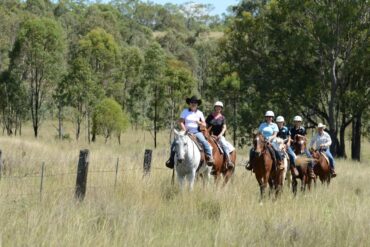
[324,149,335,169]
[219,136,233,157]
[287,146,296,166]
[194,132,213,157]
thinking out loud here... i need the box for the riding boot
[246,150,254,170]
[330,168,337,178]
[291,164,299,177]
[226,155,234,169]
[206,155,214,166]
[268,146,277,171]
[165,150,175,169]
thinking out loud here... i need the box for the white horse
[173,130,210,191]
[272,137,290,189]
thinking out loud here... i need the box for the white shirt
[310,131,332,149]
[180,109,205,134]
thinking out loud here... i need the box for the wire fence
[0,148,247,202]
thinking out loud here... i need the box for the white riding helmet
[214,101,224,108]
[276,116,284,122]
[265,110,275,117]
[293,115,303,122]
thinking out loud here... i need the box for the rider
[165,96,214,168]
[246,110,283,171]
[205,101,235,170]
[276,116,299,176]
[309,123,336,177]
[290,115,315,178]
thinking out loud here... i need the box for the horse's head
[253,133,265,155]
[173,129,188,163]
[294,135,306,154]
[200,125,212,139]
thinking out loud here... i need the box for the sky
[149,0,239,15]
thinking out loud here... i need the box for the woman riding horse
[290,115,315,178]
[276,116,299,176]
[246,111,283,171]
[165,96,214,168]
[205,101,235,168]
[309,123,336,177]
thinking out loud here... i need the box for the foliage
[93,98,129,143]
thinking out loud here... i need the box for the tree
[165,59,195,143]
[93,98,129,144]
[9,17,65,137]
[142,42,166,148]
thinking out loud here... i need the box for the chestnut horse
[250,133,284,200]
[202,127,236,186]
[311,148,331,185]
[292,135,315,195]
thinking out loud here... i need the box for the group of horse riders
[246,111,336,178]
[165,96,235,173]
[165,95,336,178]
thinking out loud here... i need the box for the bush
[93,98,129,143]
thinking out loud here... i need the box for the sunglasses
[190,102,198,104]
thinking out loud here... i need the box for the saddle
[210,136,224,154]
[187,133,206,165]
[187,133,203,151]
[319,151,330,164]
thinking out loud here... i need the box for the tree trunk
[233,94,237,146]
[337,125,346,158]
[58,104,63,140]
[117,133,121,145]
[89,111,94,143]
[351,114,362,161]
[33,125,38,138]
[169,100,175,145]
[154,86,157,149]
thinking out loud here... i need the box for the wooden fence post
[75,149,89,201]
[114,157,119,189]
[39,162,45,201]
[143,149,152,176]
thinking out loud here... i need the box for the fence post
[0,150,2,180]
[75,149,89,201]
[114,157,119,189]
[143,149,152,176]
[39,162,45,201]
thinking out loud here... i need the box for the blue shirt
[258,122,279,139]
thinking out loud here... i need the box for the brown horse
[311,148,331,185]
[250,133,284,200]
[292,135,315,194]
[202,127,236,186]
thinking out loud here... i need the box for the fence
[0,148,165,202]
[0,149,247,202]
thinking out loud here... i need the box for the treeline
[0,0,369,161]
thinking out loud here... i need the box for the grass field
[0,122,369,246]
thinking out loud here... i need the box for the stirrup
[245,161,252,171]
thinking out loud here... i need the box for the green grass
[0,122,369,246]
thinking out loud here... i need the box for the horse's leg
[222,167,234,187]
[187,169,196,191]
[177,173,185,191]
[292,177,298,196]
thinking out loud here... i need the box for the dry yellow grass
[0,122,369,246]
